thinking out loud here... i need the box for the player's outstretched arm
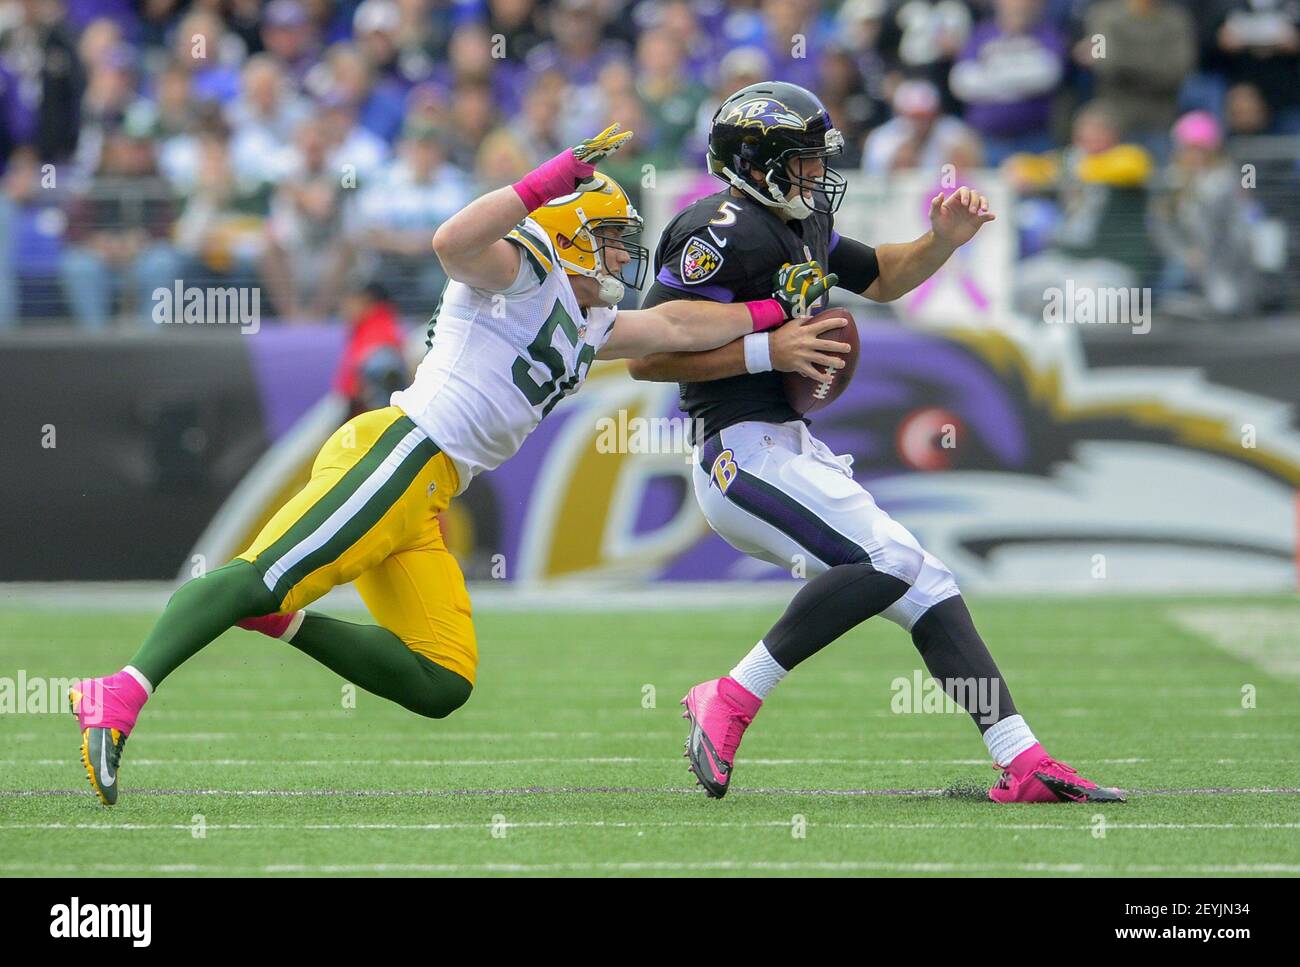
[602,264,847,380]
[625,315,850,382]
[862,187,994,302]
[625,262,849,381]
[431,186,532,290]
[431,123,634,291]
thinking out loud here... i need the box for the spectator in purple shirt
[2,0,85,163]
[0,61,36,170]
[431,21,529,121]
[950,0,1067,164]
[483,0,546,64]
[260,0,322,94]
[322,42,408,145]
[173,9,243,105]
[753,0,826,92]
[64,0,138,41]
[525,0,630,88]
[652,0,722,84]
[353,0,436,94]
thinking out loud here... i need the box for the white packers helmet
[529,173,649,304]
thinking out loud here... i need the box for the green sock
[289,614,472,718]
[128,560,276,687]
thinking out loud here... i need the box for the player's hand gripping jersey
[392,217,616,492]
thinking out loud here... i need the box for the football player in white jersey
[67,124,847,805]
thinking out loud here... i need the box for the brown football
[780,307,860,415]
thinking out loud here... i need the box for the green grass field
[2,594,1298,877]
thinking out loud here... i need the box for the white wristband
[743,332,773,374]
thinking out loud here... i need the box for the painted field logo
[152,280,261,334]
[50,897,151,947]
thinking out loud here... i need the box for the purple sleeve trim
[829,230,842,254]
[654,265,736,303]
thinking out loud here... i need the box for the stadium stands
[0,0,1295,328]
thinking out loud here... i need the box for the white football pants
[692,420,960,631]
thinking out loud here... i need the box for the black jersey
[640,189,864,441]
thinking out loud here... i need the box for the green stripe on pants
[270,433,440,601]
[253,415,417,588]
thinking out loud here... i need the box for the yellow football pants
[237,406,477,684]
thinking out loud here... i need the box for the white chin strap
[597,274,625,305]
[764,170,814,220]
[559,247,625,305]
[727,167,812,220]
[591,240,626,304]
[778,191,813,221]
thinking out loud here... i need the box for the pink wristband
[512,149,595,211]
[745,298,787,332]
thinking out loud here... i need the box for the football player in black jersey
[634,82,1122,804]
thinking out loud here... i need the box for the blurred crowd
[0,0,1296,329]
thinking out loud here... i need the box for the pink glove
[512,150,594,212]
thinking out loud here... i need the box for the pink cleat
[989,743,1125,803]
[680,676,762,798]
[237,610,305,640]
[68,671,149,806]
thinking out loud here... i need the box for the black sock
[910,595,1017,733]
[762,564,911,670]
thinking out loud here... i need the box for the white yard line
[4,581,1295,613]
[12,755,1300,767]
[1,756,1119,766]
[2,821,1297,832]
[5,785,1296,798]
[0,582,776,613]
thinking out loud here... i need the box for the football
[781,307,860,415]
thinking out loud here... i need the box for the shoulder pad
[505,218,556,283]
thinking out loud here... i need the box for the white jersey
[392,217,618,492]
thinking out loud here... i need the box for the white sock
[984,714,1038,767]
[729,641,787,700]
[281,610,306,642]
[121,665,154,697]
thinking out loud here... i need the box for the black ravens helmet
[707,81,847,220]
